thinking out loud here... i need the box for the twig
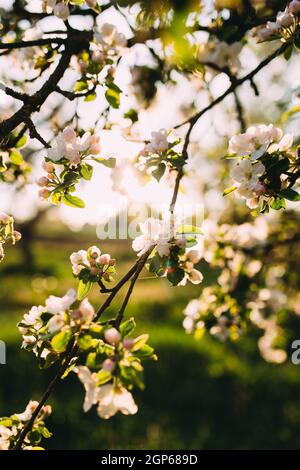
[13,341,76,450]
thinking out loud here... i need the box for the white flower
[23,305,45,329]
[45,288,76,315]
[70,250,89,266]
[75,366,99,412]
[231,159,265,185]
[96,384,138,419]
[47,127,94,166]
[72,298,95,324]
[145,130,169,154]
[132,218,163,256]
[15,400,39,422]
[0,425,12,450]
[188,269,204,284]
[21,335,36,349]
[228,124,292,156]
[47,313,66,334]
[210,316,230,342]
[95,23,127,49]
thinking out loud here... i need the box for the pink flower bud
[13,230,22,242]
[42,161,55,173]
[36,176,49,187]
[86,0,97,7]
[92,50,105,64]
[102,358,115,372]
[0,213,12,224]
[53,2,70,21]
[38,188,51,200]
[289,0,300,14]
[123,338,134,350]
[104,327,121,345]
[90,266,99,276]
[42,405,52,416]
[98,254,111,265]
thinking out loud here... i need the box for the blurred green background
[1,221,300,450]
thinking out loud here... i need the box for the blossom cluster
[75,23,126,107]
[70,245,116,298]
[256,1,300,43]
[0,136,31,185]
[183,286,242,342]
[0,400,52,450]
[18,288,95,366]
[225,124,299,212]
[132,217,203,286]
[37,126,113,208]
[137,130,184,182]
[75,319,156,419]
[0,212,21,263]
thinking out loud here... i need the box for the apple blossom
[97,385,138,419]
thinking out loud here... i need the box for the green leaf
[120,317,136,338]
[77,334,93,350]
[97,369,112,385]
[131,334,149,352]
[279,188,300,201]
[15,135,27,148]
[85,92,97,102]
[152,163,166,182]
[80,163,93,180]
[77,280,92,301]
[74,80,88,92]
[223,186,237,196]
[92,157,116,168]
[62,194,85,208]
[9,149,23,165]
[105,85,121,109]
[134,344,156,360]
[124,108,138,123]
[284,43,294,60]
[270,196,286,210]
[51,330,72,353]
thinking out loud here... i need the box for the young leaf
[97,369,112,386]
[120,317,136,337]
[9,149,24,165]
[80,163,93,180]
[223,186,237,196]
[105,85,121,109]
[51,330,72,353]
[152,163,166,182]
[62,194,85,208]
[77,280,92,300]
[92,157,116,168]
[279,188,300,201]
